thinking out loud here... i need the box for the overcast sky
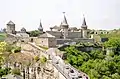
[0,0,119,31]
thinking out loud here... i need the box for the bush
[29,30,41,37]
[0,67,11,77]
[12,68,21,75]
[11,47,21,53]
[40,56,47,64]
[34,56,40,62]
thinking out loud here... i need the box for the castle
[6,13,94,47]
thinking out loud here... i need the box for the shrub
[34,56,40,62]
[11,47,21,53]
[12,68,21,75]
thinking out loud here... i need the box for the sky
[0,0,120,31]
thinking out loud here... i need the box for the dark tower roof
[38,19,43,31]
[82,17,87,26]
[81,15,87,29]
[7,20,15,25]
[21,27,26,33]
[61,12,68,26]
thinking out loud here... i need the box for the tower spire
[60,12,69,39]
[82,14,87,26]
[61,12,68,26]
[38,19,43,31]
[81,14,88,38]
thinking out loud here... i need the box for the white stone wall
[34,37,49,47]
[63,28,68,39]
[7,25,15,34]
[82,30,88,38]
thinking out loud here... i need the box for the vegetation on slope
[0,33,6,41]
[29,30,41,37]
[64,37,120,79]
[99,29,120,38]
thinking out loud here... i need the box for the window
[70,70,74,73]
[31,38,33,42]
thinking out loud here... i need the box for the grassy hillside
[99,30,120,38]
[0,33,6,41]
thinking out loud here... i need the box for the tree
[29,30,41,37]
[0,42,11,67]
[65,46,79,56]
[0,67,11,78]
[0,42,8,54]
[64,43,120,79]
[39,56,47,78]
[34,56,40,62]
[90,50,104,59]
[112,73,120,79]
[11,47,21,53]
[12,68,21,76]
[104,37,120,48]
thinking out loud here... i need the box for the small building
[35,33,57,48]
[6,21,16,34]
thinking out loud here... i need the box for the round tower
[60,12,69,39]
[6,21,16,34]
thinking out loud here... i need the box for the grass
[0,33,6,41]
[39,45,49,50]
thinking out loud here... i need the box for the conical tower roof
[7,20,15,25]
[82,17,87,26]
[38,19,43,31]
[81,15,87,28]
[61,12,69,26]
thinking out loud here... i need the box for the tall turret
[6,20,16,34]
[60,12,69,39]
[81,15,88,38]
[38,19,43,32]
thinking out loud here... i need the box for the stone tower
[81,15,88,38]
[6,21,16,34]
[60,12,69,39]
[38,19,43,32]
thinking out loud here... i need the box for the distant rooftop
[39,32,55,38]
[7,20,15,25]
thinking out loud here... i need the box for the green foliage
[12,68,21,75]
[11,46,21,53]
[104,37,120,48]
[90,50,105,59]
[39,45,49,50]
[64,44,120,79]
[29,30,41,37]
[0,67,11,77]
[99,30,120,38]
[40,56,47,64]
[0,33,6,41]
[0,42,8,54]
[111,73,120,79]
[34,56,40,62]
